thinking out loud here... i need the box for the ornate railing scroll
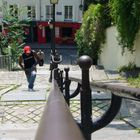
[69,55,140,140]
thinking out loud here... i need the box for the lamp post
[49,0,60,82]
[50,0,58,55]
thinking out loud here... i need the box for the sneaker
[28,88,32,92]
[28,88,35,92]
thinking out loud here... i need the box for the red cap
[24,46,31,54]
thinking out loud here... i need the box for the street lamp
[49,0,60,82]
[50,0,58,4]
[50,0,58,55]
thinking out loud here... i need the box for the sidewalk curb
[0,84,21,97]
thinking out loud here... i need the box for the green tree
[75,4,111,64]
[109,0,140,52]
[84,0,109,11]
[0,4,29,66]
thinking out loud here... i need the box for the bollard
[78,55,93,140]
[35,79,85,140]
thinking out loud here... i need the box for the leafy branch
[75,4,111,64]
[109,0,140,52]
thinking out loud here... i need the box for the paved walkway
[0,64,140,140]
[0,69,50,101]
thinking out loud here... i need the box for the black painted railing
[36,55,140,140]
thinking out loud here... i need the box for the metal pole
[49,3,56,82]
[64,68,70,105]
[78,55,92,140]
[39,0,41,20]
[52,4,55,56]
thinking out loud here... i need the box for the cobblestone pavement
[0,99,110,124]
[0,64,112,125]
[0,71,23,85]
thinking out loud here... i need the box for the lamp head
[50,0,58,4]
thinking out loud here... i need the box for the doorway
[45,26,51,43]
[62,27,72,37]
[32,26,38,42]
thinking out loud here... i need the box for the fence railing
[0,55,12,71]
[35,55,140,140]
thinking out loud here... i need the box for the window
[27,6,36,20]
[64,6,73,20]
[46,5,53,19]
[9,5,18,18]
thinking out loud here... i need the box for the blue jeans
[25,68,36,89]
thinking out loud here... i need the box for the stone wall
[99,26,140,71]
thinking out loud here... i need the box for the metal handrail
[36,55,140,140]
[35,79,85,140]
[69,77,140,101]
[65,55,139,139]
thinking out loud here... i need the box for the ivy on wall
[75,0,140,65]
[109,0,140,52]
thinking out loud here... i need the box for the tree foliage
[0,5,29,65]
[109,0,140,52]
[75,4,111,64]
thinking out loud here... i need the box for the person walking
[37,49,45,66]
[18,46,41,91]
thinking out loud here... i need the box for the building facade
[1,0,83,44]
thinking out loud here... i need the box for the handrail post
[53,68,63,90]
[60,70,64,92]
[64,67,71,105]
[78,55,93,140]
[49,52,62,82]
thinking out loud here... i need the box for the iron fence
[0,55,12,71]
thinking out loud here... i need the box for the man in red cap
[19,46,41,91]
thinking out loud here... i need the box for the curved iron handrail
[91,93,122,132]
[69,77,140,101]
[77,55,140,140]
[69,83,81,98]
[39,54,140,140]
[91,82,140,101]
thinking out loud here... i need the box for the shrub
[75,4,111,64]
[118,62,136,72]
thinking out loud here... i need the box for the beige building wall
[4,0,82,22]
[99,26,140,71]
